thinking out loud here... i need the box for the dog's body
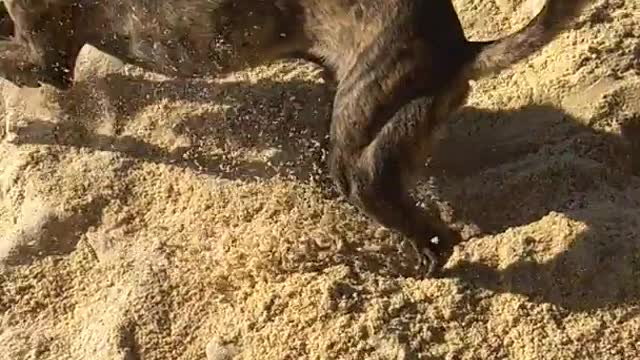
[0,0,591,276]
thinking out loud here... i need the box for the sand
[1,0,639,359]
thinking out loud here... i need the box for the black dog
[0,0,592,276]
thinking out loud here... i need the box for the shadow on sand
[6,72,336,185]
[428,104,640,312]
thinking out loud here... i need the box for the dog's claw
[419,246,440,278]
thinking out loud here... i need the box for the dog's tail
[466,0,591,79]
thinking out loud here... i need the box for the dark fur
[0,0,591,276]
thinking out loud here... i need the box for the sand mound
[1,0,639,359]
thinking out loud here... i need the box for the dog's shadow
[428,103,640,312]
[6,73,640,312]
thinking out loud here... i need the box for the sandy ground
[1,0,639,359]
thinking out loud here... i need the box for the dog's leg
[1,0,82,90]
[0,38,46,140]
[0,3,12,38]
[0,34,80,139]
[328,76,464,277]
[0,38,48,87]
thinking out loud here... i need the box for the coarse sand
[1,0,639,359]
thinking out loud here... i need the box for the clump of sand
[1,0,639,359]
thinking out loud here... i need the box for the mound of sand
[1,0,639,359]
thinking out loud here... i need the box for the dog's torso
[85,0,309,77]
[3,0,472,86]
